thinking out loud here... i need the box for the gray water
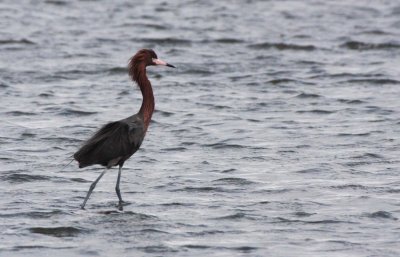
[1,0,400,256]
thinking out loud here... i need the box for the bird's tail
[58,155,74,172]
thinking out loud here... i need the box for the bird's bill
[153,58,176,68]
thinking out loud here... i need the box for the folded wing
[74,119,144,168]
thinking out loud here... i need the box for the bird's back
[74,114,145,168]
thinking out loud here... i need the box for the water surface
[1,0,400,256]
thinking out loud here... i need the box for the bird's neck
[135,66,155,129]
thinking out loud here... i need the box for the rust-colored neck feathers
[128,54,154,130]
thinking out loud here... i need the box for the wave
[155,110,174,117]
[296,109,336,114]
[106,67,127,74]
[0,39,35,45]
[6,111,36,116]
[353,153,383,159]
[120,22,168,30]
[293,211,315,217]
[45,0,68,6]
[202,38,245,44]
[0,210,66,218]
[343,78,400,85]
[249,42,316,51]
[365,211,397,220]
[275,217,349,224]
[337,99,365,104]
[203,142,246,149]
[358,29,393,35]
[0,81,9,88]
[3,173,51,183]
[58,108,98,116]
[295,92,322,98]
[136,37,192,45]
[160,147,187,151]
[183,69,215,75]
[341,41,400,50]
[29,226,89,237]
[267,78,298,84]
[133,245,177,253]
[337,132,370,137]
[330,184,368,190]
[296,168,321,174]
[213,177,255,185]
[172,186,231,193]
[139,229,170,234]
[214,212,254,220]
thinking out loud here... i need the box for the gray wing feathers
[74,119,144,168]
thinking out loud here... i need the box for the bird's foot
[80,204,86,210]
[117,202,124,211]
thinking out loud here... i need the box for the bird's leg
[116,165,124,211]
[81,169,107,209]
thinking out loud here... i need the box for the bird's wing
[74,119,144,168]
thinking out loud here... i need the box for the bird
[74,49,175,210]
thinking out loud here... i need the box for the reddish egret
[74,49,175,210]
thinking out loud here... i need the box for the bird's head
[129,49,175,82]
[131,49,175,68]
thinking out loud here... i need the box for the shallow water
[1,0,400,256]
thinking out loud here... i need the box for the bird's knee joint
[90,183,96,190]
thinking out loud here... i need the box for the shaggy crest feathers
[128,49,157,83]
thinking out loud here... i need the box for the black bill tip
[166,63,176,68]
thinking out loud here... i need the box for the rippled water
[1,0,400,256]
